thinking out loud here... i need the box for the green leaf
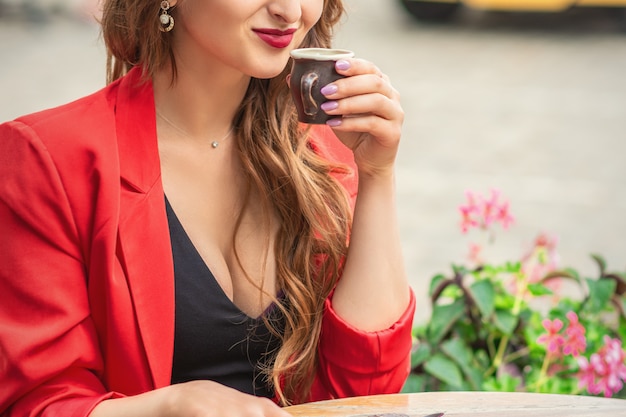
[441,337,473,369]
[618,296,626,320]
[423,353,464,388]
[527,283,553,296]
[541,268,583,290]
[474,349,491,369]
[494,290,516,310]
[541,269,579,282]
[604,273,626,297]
[505,261,522,274]
[441,338,484,390]
[410,342,432,367]
[585,278,616,314]
[412,323,428,339]
[483,373,522,392]
[463,367,485,391]
[441,285,463,300]
[469,280,495,318]
[451,263,469,276]
[591,253,607,276]
[617,317,626,342]
[498,373,522,392]
[494,308,519,335]
[401,373,426,393]
[453,320,478,343]
[428,274,447,297]
[427,297,466,344]
[482,377,499,392]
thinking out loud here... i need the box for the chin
[247,52,291,80]
[252,67,289,80]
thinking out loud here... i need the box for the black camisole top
[165,198,284,398]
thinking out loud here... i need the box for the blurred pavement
[2,1,626,323]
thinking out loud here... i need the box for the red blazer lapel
[115,68,175,389]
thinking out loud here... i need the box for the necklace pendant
[211,141,219,149]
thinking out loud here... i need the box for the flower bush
[403,189,626,398]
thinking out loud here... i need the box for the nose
[268,0,302,24]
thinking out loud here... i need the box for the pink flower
[483,189,514,230]
[578,355,601,395]
[577,336,626,398]
[537,318,565,356]
[459,191,480,233]
[460,205,479,233]
[458,189,514,234]
[467,242,484,265]
[521,233,560,284]
[481,189,500,228]
[496,201,514,230]
[563,311,586,357]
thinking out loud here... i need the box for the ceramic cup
[289,48,355,124]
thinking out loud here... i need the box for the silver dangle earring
[159,1,174,32]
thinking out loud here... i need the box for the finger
[322,73,399,102]
[322,93,403,123]
[333,58,383,78]
[328,115,402,146]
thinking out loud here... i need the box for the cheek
[303,0,324,31]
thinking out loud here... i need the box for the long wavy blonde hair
[101,0,351,405]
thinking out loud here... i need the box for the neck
[152,61,250,142]
[156,109,235,150]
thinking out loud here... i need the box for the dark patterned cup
[289,48,355,124]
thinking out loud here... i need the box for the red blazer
[0,67,416,417]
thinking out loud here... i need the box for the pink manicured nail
[326,118,342,127]
[320,84,338,96]
[321,101,338,112]
[335,60,350,71]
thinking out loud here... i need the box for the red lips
[253,28,296,49]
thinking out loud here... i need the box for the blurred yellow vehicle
[400,0,626,21]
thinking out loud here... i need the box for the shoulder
[0,77,129,215]
[9,78,122,145]
[0,76,128,173]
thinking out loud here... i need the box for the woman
[0,0,415,416]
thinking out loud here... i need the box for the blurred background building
[1,0,625,323]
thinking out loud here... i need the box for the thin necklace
[156,109,234,149]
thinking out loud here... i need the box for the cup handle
[301,72,319,116]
